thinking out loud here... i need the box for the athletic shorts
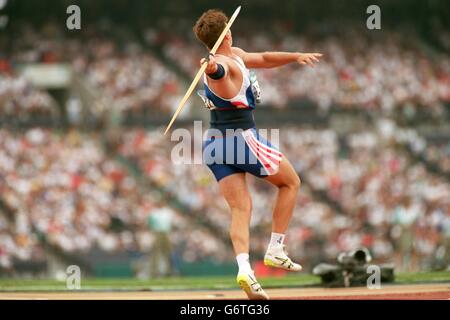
[203,127,283,181]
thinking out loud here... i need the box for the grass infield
[0,271,449,292]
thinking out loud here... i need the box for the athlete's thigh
[263,156,300,188]
[218,172,251,211]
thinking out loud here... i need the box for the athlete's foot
[236,271,269,300]
[264,244,303,271]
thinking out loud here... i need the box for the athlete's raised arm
[232,47,322,69]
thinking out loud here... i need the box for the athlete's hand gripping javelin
[201,54,220,74]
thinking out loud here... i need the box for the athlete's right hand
[201,55,218,74]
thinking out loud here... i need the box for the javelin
[163,6,242,135]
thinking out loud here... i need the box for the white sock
[268,232,285,251]
[236,253,252,274]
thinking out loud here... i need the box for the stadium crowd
[0,20,449,275]
[0,209,44,270]
[118,124,450,271]
[422,140,450,175]
[159,26,450,113]
[75,41,182,116]
[285,124,450,271]
[0,68,55,121]
[2,22,449,119]
[0,128,228,273]
[2,24,183,117]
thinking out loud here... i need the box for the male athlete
[193,9,321,299]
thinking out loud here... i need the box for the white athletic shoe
[236,271,269,300]
[264,244,303,271]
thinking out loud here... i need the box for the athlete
[193,9,322,300]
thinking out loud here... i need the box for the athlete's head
[193,9,232,50]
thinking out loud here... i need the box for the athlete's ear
[225,30,232,45]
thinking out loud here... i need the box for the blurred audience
[0,20,449,274]
[0,128,229,271]
[423,140,450,174]
[2,23,183,117]
[118,124,450,271]
[159,27,450,113]
[2,22,449,119]
[0,72,55,120]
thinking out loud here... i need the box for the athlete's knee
[280,173,301,191]
[228,196,252,215]
[291,174,301,190]
[230,201,252,216]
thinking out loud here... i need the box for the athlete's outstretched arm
[232,47,322,69]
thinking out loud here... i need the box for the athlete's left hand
[297,53,322,67]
